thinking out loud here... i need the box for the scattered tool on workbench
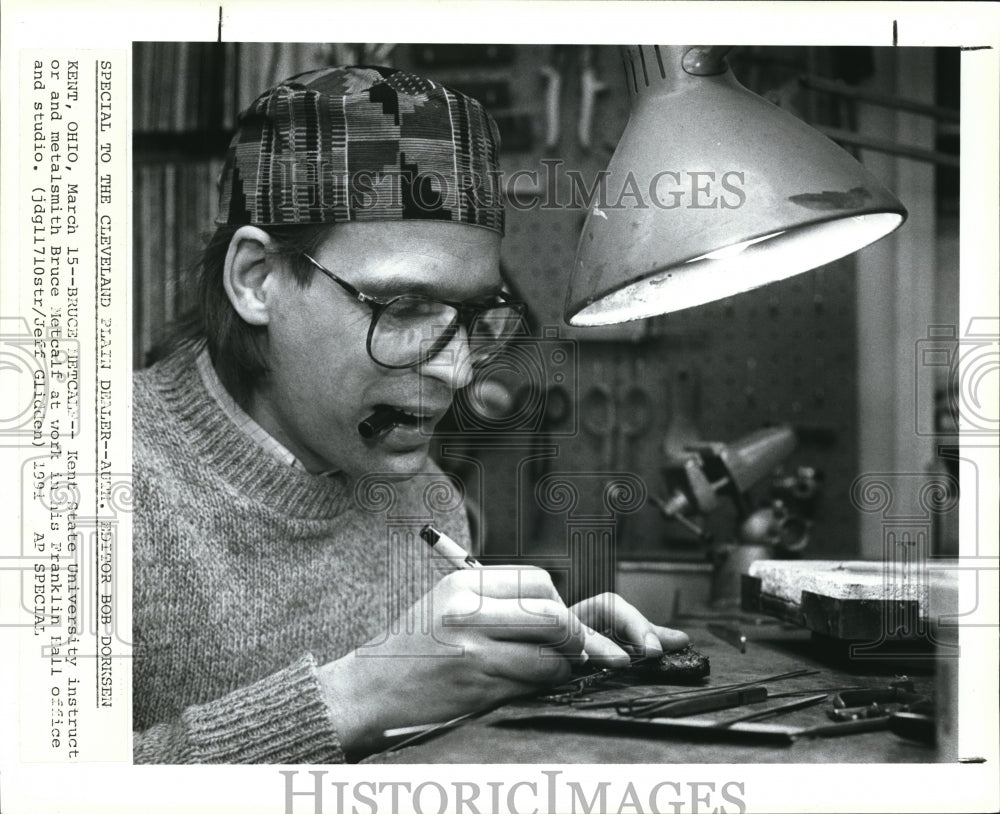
[619,685,768,719]
[828,679,924,720]
[794,717,892,739]
[888,711,937,745]
[707,622,748,653]
[611,669,816,714]
[496,713,799,746]
[552,668,817,714]
[538,668,633,704]
[491,662,941,753]
[766,686,865,699]
[714,693,829,727]
[382,711,480,748]
[793,678,936,742]
[378,703,506,754]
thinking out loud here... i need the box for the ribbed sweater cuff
[180,654,345,763]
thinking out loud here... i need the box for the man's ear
[222,226,279,326]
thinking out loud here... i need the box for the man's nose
[420,325,475,390]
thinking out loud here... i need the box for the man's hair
[195,223,332,405]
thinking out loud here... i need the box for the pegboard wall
[133,42,871,568]
[403,44,863,563]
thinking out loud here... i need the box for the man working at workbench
[132,65,688,763]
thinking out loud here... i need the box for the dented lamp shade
[565,45,907,326]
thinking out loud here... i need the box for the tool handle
[796,717,890,739]
[717,693,828,727]
[540,65,561,149]
[651,685,768,718]
[888,712,936,745]
[578,69,606,150]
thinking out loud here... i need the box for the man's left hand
[570,593,689,661]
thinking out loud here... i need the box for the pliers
[803,678,937,744]
[828,679,928,721]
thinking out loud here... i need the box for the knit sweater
[132,343,470,763]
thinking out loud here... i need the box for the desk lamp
[565,45,907,326]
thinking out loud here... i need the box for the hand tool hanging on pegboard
[615,356,652,473]
[578,45,608,152]
[540,45,609,153]
[540,45,568,150]
[661,367,702,463]
[582,356,652,472]
[582,361,618,471]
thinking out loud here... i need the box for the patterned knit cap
[217,65,504,234]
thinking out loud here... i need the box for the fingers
[442,596,587,656]
[441,594,632,668]
[444,565,563,602]
[571,593,650,652]
[579,627,631,667]
[570,593,691,657]
[650,624,690,652]
[436,568,565,633]
[437,575,669,670]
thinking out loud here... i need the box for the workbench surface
[365,619,944,764]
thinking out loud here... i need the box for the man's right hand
[317,565,630,759]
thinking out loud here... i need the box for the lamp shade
[565,45,907,326]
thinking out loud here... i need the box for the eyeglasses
[301,253,527,370]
